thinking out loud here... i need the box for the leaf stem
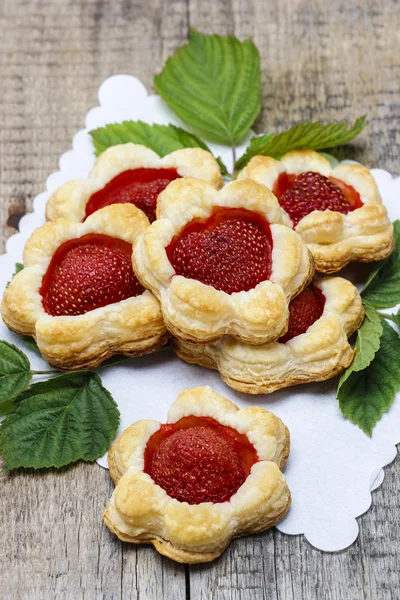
[231,143,237,171]
[377,312,397,323]
[31,370,59,375]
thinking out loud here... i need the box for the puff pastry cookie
[103,386,291,563]
[1,204,168,370]
[133,177,315,345]
[238,149,394,273]
[173,278,364,394]
[46,144,223,224]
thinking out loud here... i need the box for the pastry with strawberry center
[173,277,365,395]
[273,171,363,226]
[144,416,258,504]
[2,204,168,370]
[46,144,224,224]
[103,386,291,563]
[166,208,273,294]
[85,168,181,223]
[133,177,314,345]
[238,149,394,273]
[41,234,143,316]
[279,284,325,343]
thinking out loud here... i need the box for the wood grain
[0,0,399,598]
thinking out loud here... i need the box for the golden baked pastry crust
[46,144,224,222]
[1,204,168,370]
[103,386,291,563]
[133,177,315,345]
[173,277,365,394]
[238,149,394,273]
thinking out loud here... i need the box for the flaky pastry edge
[103,386,291,563]
[173,277,365,394]
[133,177,315,345]
[1,204,168,370]
[238,149,394,273]
[46,144,224,222]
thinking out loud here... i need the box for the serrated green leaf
[0,371,120,470]
[154,29,261,144]
[361,220,400,308]
[338,321,400,435]
[6,262,24,288]
[235,117,366,170]
[362,220,400,298]
[90,121,227,175]
[91,121,207,156]
[0,341,32,404]
[338,304,383,389]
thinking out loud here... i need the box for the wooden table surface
[1,1,399,598]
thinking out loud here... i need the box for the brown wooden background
[1,0,400,598]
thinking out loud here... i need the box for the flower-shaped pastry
[103,386,290,563]
[46,144,223,224]
[133,177,314,345]
[238,149,394,273]
[173,278,364,394]
[1,204,168,370]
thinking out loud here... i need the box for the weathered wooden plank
[0,462,187,600]
[189,534,278,600]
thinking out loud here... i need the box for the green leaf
[318,152,340,169]
[20,336,40,354]
[6,262,23,288]
[0,371,120,470]
[13,262,23,275]
[235,116,366,170]
[0,341,32,404]
[361,220,400,308]
[338,304,383,389]
[338,321,400,435]
[154,29,261,144]
[90,121,227,175]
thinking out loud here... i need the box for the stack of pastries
[1,142,394,563]
[2,144,393,389]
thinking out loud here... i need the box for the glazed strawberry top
[273,171,363,226]
[41,233,143,316]
[144,415,258,505]
[85,168,181,223]
[166,207,273,295]
[279,284,326,343]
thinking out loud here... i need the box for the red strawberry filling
[166,208,273,295]
[279,285,326,343]
[273,171,363,226]
[85,168,181,223]
[41,233,143,316]
[144,415,258,505]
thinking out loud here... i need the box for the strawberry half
[41,233,143,316]
[279,285,325,343]
[144,416,258,505]
[273,171,362,226]
[166,208,273,295]
[85,168,181,223]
